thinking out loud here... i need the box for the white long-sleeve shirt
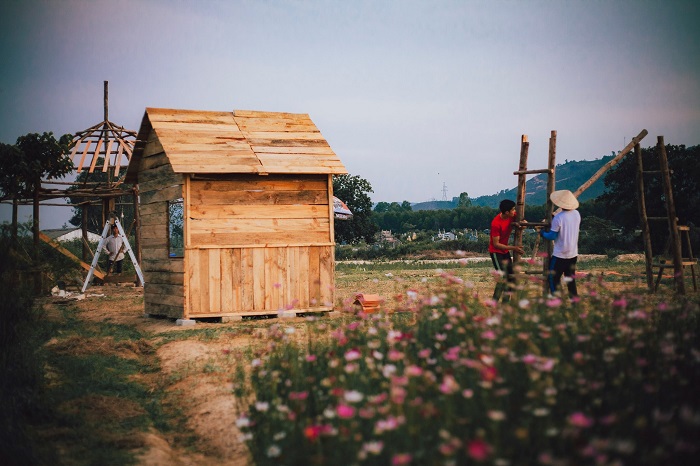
[104,234,125,261]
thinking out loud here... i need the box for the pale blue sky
[1,0,699,228]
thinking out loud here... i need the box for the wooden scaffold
[512,129,648,295]
[636,136,697,294]
[6,81,142,288]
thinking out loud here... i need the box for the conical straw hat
[550,190,579,210]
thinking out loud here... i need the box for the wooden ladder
[513,131,557,294]
[636,136,696,294]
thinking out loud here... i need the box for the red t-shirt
[488,213,513,254]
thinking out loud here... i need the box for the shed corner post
[183,174,192,318]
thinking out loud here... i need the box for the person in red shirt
[489,199,524,302]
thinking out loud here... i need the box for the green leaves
[0,131,73,200]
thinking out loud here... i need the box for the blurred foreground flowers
[234,275,700,465]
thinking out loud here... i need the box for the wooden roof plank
[76,139,92,172]
[114,141,125,176]
[251,146,335,155]
[88,138,102,173]
[102,139,114,173]
[131,108,347,176]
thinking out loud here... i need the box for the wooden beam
[573,129,648,198]
[39,231,105,280]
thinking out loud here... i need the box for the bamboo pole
[573,129,648,198]
[658,137,685,295]
[513,135,529,264]
[543,130,556,294]
[635,143,654,291]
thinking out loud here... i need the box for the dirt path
[45,285,256,465]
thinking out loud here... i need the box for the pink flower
[546,297,562,308]
[522,354,538,365]
[391,386,407,404]
[344,349,361,361]
[444,346,461,361]
[388,349,404,361]
[568,412,594,428]
[613,298,627,308]
[289,391,308,401]
[439,374,460,394]
[466,439,492,461]
[418,348,432,358]
[405,365,423,377]
[359,407,375,419]
[336,404,356,419]
[305,354,316,362]
[346,321,361,331]
[375,415,405,434]
[481,330,496,340]
[392,453,413,465]
[534,358,556,372]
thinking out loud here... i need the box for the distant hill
[412,155,614,211]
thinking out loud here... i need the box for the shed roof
[126,108,347,182]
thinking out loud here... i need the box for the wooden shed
[125,108,347,319]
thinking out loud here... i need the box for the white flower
[382,364,397,378]
[273,431,286,441]
[486,316,500,326]
[254,402,269,412]
[363,441,384,455]
[344,390,364,403]
[235,416,250,428]
[266,445,281,458]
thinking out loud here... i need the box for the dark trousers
[547,256,577,296]
[490,252,515,301]
[107,259,123,274]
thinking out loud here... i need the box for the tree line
[2,134,697,256]
[334,144,700,253]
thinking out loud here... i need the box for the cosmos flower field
[234,273,700,465]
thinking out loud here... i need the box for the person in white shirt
[540,190,581,297]
[103,224,125,274]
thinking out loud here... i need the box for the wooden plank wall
[187,245,333,316]
[188,174,330,246]
[138,129,186,318]
[186,174,334,316]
